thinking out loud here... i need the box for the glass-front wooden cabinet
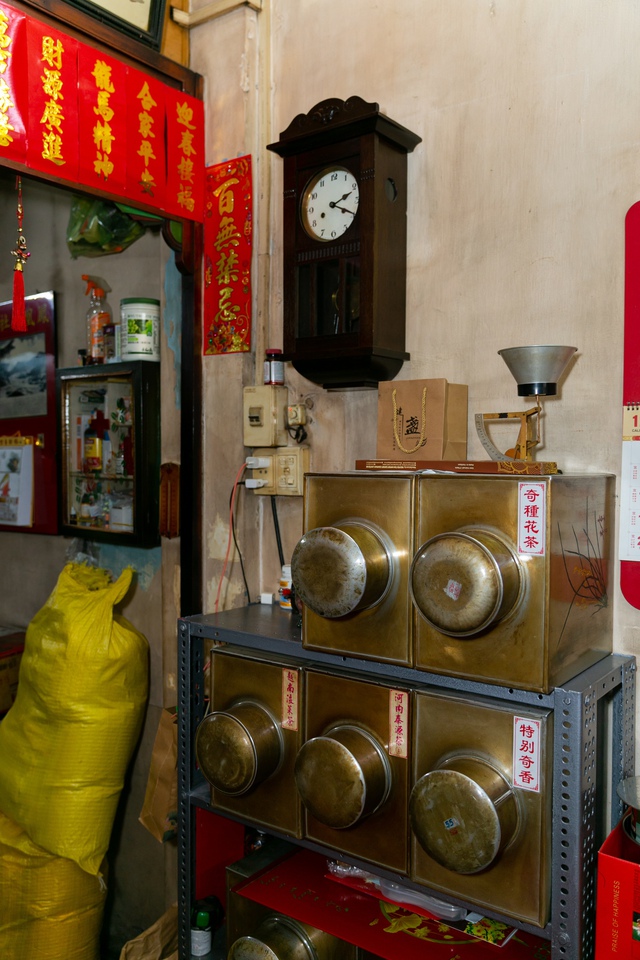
[56,361,160,546]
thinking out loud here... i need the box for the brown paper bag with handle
[138,707,178,843]
[376,378,468,461]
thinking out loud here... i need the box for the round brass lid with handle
[410,527,522,637]
[195,699,283,796]
[291,521,392,619]
[409,756,519,874]
[228,913,338,960]
[294,724,392,829]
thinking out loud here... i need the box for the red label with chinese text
[77,46,127,193]
[165,89,205,221]
[203,155,252,355]
[26,19,78,179]
[0,4,27,163]
[125,67,167,210]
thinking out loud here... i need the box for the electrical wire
[231,482,251,604]
[271,495,285,568]
[214,461,247,613]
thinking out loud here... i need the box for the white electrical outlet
[248,448,276,495]
[250,445,310,496]
[243,385,288,447]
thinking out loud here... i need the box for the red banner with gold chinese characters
[77,46,127,193]
[125,67,166,210]
[0,10,205,222]
[165,89,205,222]
[26,18,78,180]
[0,3,27,163]
[203,155,252,356]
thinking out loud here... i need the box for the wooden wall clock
[268,96,421,389]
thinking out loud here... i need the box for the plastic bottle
[83,413,102,473]
[278,564,293,609]
[82,275,113,364]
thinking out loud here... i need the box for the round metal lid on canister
[291,521,392,619]
[409,756,519,874]
[228,915,332,960]
[195,700,283,796]
[410,527,522,637]
[294,724,392,829]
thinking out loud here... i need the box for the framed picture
[0,291,58,534]
[54,0,168,49]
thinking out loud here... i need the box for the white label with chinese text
[389,690,409,758]
[281,668,299,731]
[517,481,546,555]
[513,715,541,792]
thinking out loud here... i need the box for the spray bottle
[82,275,112,364]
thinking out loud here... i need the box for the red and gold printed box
[234,847,551,959]
[595,818,640,959]
[0,631,24,715]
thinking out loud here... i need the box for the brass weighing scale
[475,345,577,464]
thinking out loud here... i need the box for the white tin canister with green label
[120,298,161,361]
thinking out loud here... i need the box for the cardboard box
[0,632,24,715]
[376,379,468,462]
[596,817,640,959]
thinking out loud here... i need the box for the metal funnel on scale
[476,345,577,462]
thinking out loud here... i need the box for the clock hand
[333,204,356,216]
[329,190,353,209]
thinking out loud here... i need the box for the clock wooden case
[268,96,421,388]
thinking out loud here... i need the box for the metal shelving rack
[178,604,636,960]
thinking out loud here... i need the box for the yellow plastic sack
[0,810,106,960]
[0,563,149,874]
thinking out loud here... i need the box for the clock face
[301,166,360,241]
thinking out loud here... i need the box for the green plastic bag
[67,196,145,258]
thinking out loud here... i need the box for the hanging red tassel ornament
[11,177,30,333]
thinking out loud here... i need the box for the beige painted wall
[191,0,640,739]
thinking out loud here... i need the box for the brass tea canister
[291,521,392,619]
[410,527,522,637]
[195,700,284,796]
[409,756,519,875]
[294,724,391,829]
[228,914,338,960]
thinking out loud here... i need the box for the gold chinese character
[0,77,14,113]
[137,111,155,139]
[94,90,114,123]
[175,101,195,129]
[92,60,114,93]
[178,156,194,183]
[139,168,156,194]
[178,129,195,157]
[94,152,114,178]
[41,37,63,70]
[41,130,65,164]
[0,13,13,75]
[214,217,240,252]
[177,186,195,212]
[213,178,239,215]
[41,68,64,102]
[0,115,14,146]
[137,81,157,113]
[216,249,239,285]
[138,139,156,165]
[93,120,114,154]
[41,99,64,133]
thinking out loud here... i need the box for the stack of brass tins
[618,776,640,843]
[195,700,283,795]
[294,724,391,829]
[409,757,519,874]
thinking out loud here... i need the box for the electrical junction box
[243,385,288,447]
[249,446,310,496]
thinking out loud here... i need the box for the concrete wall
[190,0,640,745]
